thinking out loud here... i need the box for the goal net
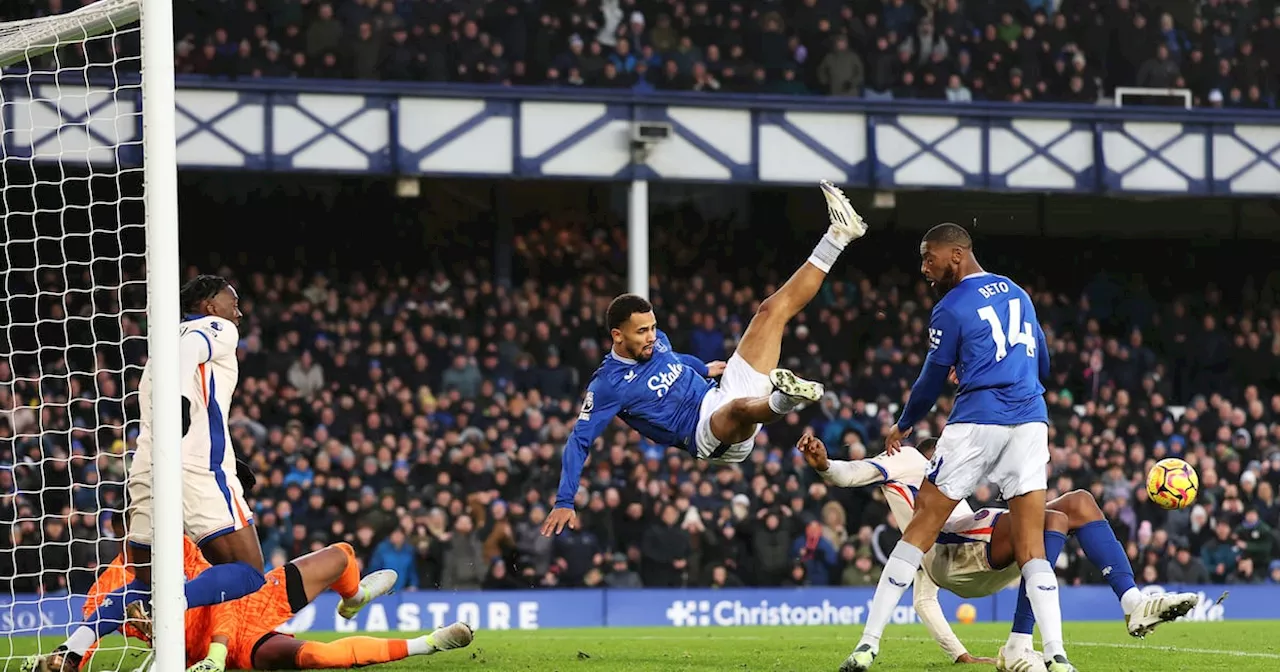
[1,0,182,670]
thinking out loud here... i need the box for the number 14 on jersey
[977,298,1036,362]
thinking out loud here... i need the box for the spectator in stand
[3,210,1280,596]
[369,528,418,592]
[14,0,1280,108]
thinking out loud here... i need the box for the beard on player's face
[931,264,960,295]
[616,333,655,361]
[630,339,655,361]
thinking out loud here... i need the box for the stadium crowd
[12,0,1279,108]
[2,218,1280,597]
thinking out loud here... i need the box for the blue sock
[86,579,151,639]
[1075,519,1137,600]
[1011,530,1067,635]
[184,561,265,608]
[77,563,262,647]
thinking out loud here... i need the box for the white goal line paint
[523,633,1280,659]
[952,637,1280,660]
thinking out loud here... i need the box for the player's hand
[797,434,830,472]
[948,367,959,385]
[706,361,726,377]
[884,424,912,455]
[541,507,576,536]
[955,653,996,665]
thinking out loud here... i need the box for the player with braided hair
[27,274,267,671]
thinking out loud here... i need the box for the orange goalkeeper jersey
[81,538,217,666]
[82,539,292,670]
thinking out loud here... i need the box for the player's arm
[542,378,621,535]
[912,566,974,663]
[179,316,239,374]
[798,434,886,487]
[179,317,239,433]
[676,353,711,377]
[1035,320,1050,383]
[894,307,959,437]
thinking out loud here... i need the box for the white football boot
[819,180,868,245]
[1126,591,1200,638]
[838,643,876,671]
[337,569,399,620]
[770,368,825,404]
[420,621,475,653]
[996,645,1044,672]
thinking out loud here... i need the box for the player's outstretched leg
[841,480,961,671]
[996,510,1068,672]
[251,623,475,670]
[1049,490,1199,637]
[709,181,865,448]
[734,181,864,376]
[1006,489,1076,672]
[281,541,397,619]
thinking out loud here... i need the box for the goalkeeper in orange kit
[24,538,473,672]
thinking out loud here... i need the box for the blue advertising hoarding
[0,584,1252,637]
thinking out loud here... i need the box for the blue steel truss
[271,92,393,173]
[1098,120,1211,195]
[985,117,1096,191]
[175,90,269,171]
[2,81,143,166]
[1,74,1278,196]
[756,110,870,186]
[1210,124,1280,194]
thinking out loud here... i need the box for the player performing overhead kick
[843,223,1074,672]
[542,181,867,536]
[39,275,269,671]
[798,435,1200,671]
[23,538,472,672]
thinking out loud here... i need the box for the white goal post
[0,0,184,670]
[1113,86,1193,109]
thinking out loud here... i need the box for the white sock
[768,390,801,415]
[858,541,925,652]
[806,232,845,273]
[1021,559,1066,659]
[407,636,434,656]
[64,626,98,656]
[1004,632,1034,652]
[342,587,367,606]
[1120,587,1144,615]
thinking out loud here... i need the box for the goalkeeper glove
[181,396,192,436]
[235,456,257,493]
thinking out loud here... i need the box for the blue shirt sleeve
[896,307,961,431]
[554,377,622,509]
[1035,321,1050,383]
[925,306,961,368]
[677,353,710,378]
[896,361,950,432]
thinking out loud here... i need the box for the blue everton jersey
[928,273,1049,425]
[554,330,714,507]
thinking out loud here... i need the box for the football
[1146,458,1199,510]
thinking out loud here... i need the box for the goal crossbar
[0,0,140,68]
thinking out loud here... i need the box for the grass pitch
[4,621,1279,670]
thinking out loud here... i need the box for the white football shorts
[127,465,254,547]
[927,421,1049,500]
[926,507,1020,598]
[694,353,774,463]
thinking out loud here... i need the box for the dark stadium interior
[2,162,1280,595]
